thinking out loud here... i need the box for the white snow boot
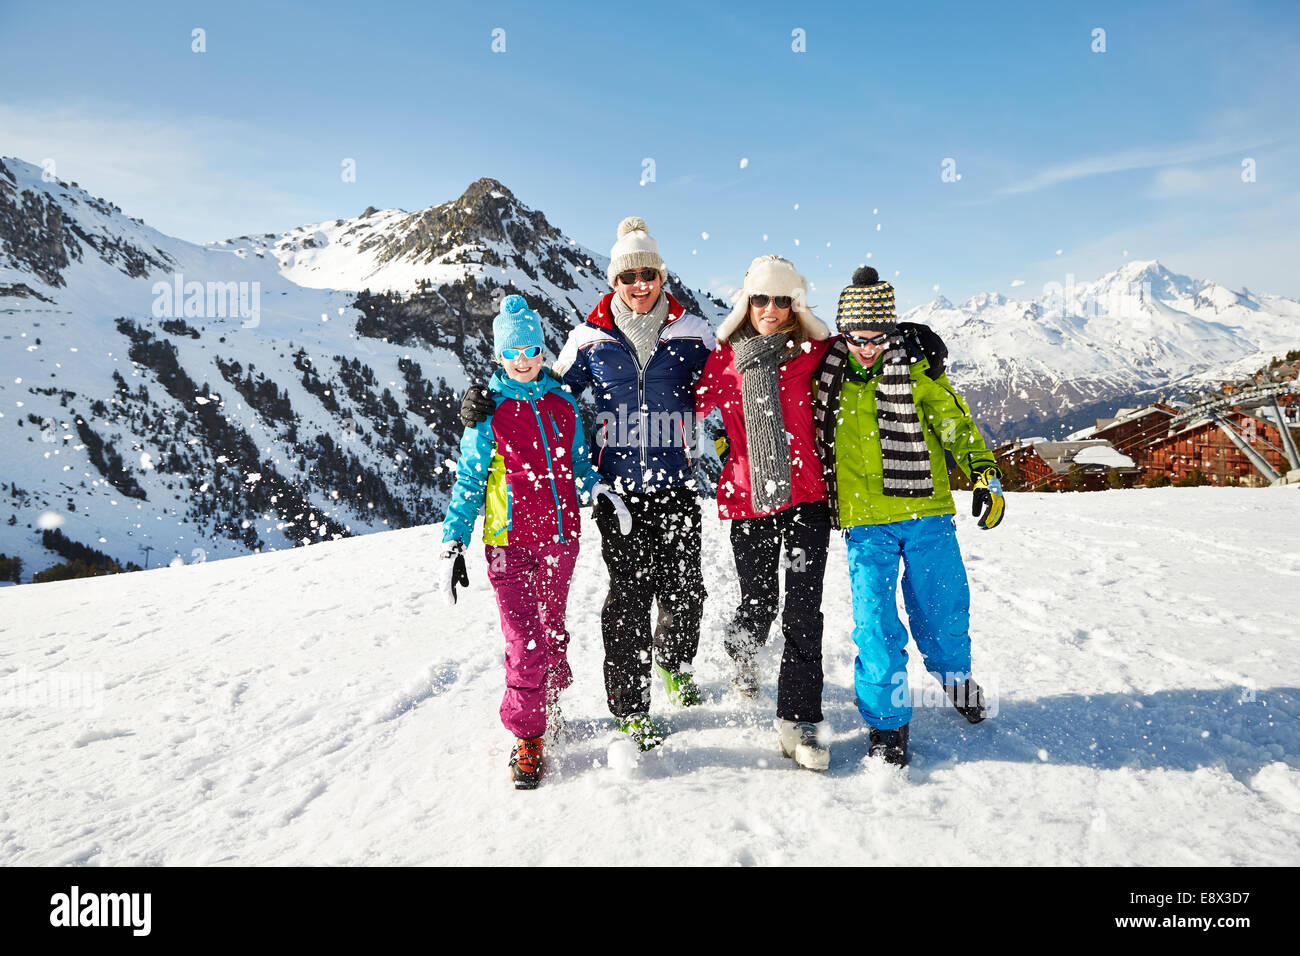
[778,719,830,771]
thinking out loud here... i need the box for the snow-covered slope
[905,260,1300,441]
[1,487,1296,865]
[0,156,726,582]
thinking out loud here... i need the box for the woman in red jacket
[695,255,833,771]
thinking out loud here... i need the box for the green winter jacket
[829,352,996,527]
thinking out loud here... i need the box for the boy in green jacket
[812,267,1005,767]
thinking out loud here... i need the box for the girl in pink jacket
[439,295,629,789]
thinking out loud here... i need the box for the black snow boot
[868,724,909,767]
[944,679,987,724]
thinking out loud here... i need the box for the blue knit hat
[493,294,545,356]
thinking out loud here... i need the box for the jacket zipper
[637,360,648,474]
[527,396,567,541]
[608,320,651,474]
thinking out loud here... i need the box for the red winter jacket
[695,337,831,520]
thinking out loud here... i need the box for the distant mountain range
[2,153,1298,578]
[905,259,1300,441]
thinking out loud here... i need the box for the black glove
[459,384,494,428]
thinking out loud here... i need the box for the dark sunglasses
[750,294,793,309]
[616,269,660,285]
[501,345,543,360]
[847,332,885,345]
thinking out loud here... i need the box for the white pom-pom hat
[607,216,666,288]
[716,255,828,343]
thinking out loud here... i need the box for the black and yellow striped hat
[835,266,897,332]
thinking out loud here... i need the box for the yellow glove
[972,471,1005,530]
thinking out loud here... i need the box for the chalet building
[997,385,1300,491]
[1143,407,1293,486]
[1088,404,1179,459]
[996,439,1139,491]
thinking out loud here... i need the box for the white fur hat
[607,216,666,288]
[716,255,829,343]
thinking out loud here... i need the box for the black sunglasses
[616,269,660,285]
[847,331,885,344]
[750,294,793,309]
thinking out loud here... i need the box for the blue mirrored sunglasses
[501,345,543,360]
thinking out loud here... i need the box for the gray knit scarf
[873,333,934,497]
[610,292,670,368]
[730,325,794,513]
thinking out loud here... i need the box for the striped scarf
[874,334,933,497]
[811,336,931,528]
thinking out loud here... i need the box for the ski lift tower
[1167,383,1300,484]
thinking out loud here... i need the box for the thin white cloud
[1147,167,1211,198]
[998,138,1267,196]
[0,103,321,242]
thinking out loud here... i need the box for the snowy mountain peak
[213,176,609,300]
[362,176,562,271]
[962,291,1007,311]
[1117,257,1163,276]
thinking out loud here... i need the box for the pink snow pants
[485,538,580,739]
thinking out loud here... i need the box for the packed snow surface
[1,487,1298,865]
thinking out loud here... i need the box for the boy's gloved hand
[439,541,470,605]
[972,470,1005,530]
[592,482,633,535]
[459,384,494,428]
[714,434,730,468]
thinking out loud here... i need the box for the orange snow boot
[508,736,544,790]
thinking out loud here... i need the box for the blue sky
[3,0,1298,307]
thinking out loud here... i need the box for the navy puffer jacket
[555,292,712,494]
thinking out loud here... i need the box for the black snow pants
[726,499,831,723]
[595,485,706,718]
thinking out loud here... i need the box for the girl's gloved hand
[439,541,470,605]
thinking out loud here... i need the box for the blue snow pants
[845,514,972,730]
